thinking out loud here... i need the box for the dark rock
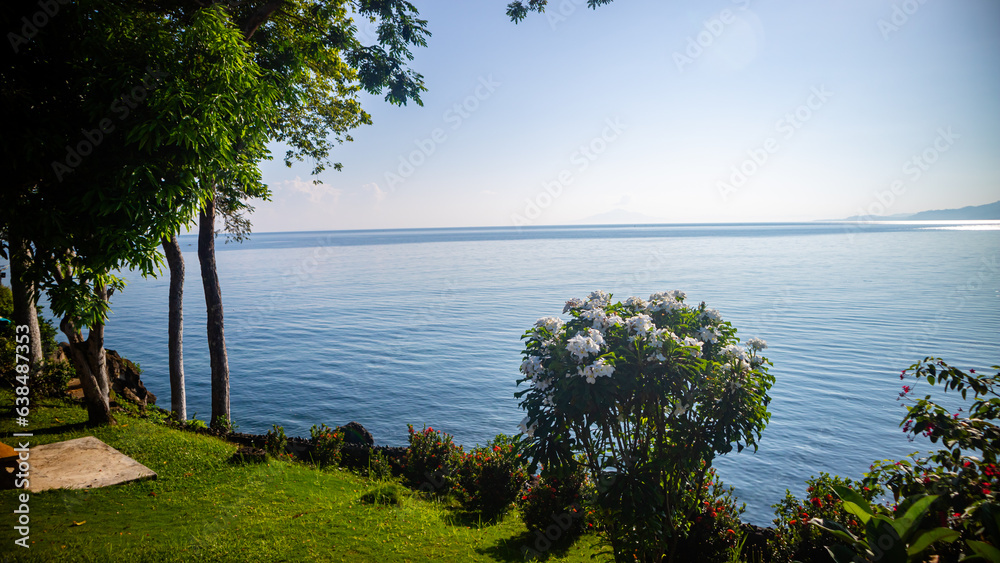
[739,523,776,563]
[337,421,374,447]
[106,349,156,407]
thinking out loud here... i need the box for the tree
[182,0,430,429]
[506,0,614,23]
[1,1,279,425]
[5,232,42,366]
[161,235,186,422]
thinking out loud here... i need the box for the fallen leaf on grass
[71,521,86,526]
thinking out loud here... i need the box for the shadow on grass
[443,507,509,528]
[476,529,586,562]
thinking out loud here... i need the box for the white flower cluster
[534,316,565,334]
[701,308,723,323]
[520,355,545,377]
[647,290,686,313]
[578,358,615,384]
[518,291,772,441]
[698,326,720,344]
[580,308,624,331]
[586,290,612,309]
[720,344,748,361]
[623,296,647,309]
[518,416,538,438]
[626,313,655,340]
[566,328,605,362]
[563,297,585,313]
[682,336,704,357]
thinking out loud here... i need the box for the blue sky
[251,0,1000,231]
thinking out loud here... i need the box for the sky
[249,0,1000,232]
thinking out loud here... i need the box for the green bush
[455,433,529,516]
[520,463,587,537]
[674,467,745,563]
[0,284,75,397]
[517,290,774,562]
[811,486,961,563]
[859,358,1000,561]
[309,423,344,468]
[402,424,462,493]
[363,450,392,481]
[264,424,289,457]
[32,359,74,398]
[771,472,883,562]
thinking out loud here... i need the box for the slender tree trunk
[60,285,114,426]
[9,234,43,365]
[162,234,186,422]
[198,195,230,429]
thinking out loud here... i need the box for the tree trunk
[198,196,230,429]
[162,234,186,422]
[9,234,43,365]
[60,285,114,426]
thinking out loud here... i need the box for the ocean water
[93,221,999,525]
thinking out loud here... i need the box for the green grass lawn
[1,391,611,562]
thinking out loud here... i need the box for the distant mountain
[907,200,1000,220]
[573,208,667,225]
[840,200,1000,221]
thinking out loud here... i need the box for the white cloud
[278,176,342,204]
[364,182,387,203]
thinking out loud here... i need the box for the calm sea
[93,221,999,525]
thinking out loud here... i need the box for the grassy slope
[0,391,609,562]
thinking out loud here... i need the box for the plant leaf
[965,540,1000,562]
[907,528,959,557]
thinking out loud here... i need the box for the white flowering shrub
[516,291,774,563]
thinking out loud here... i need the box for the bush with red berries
[455,434,529,515]
[401,424,463,493]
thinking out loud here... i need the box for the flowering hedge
[401,424,462,492]
[771,473,882,562]
[309,423,344,467]
[858,358,1000,561]
[455,434,529,515]
[516,290,774,562]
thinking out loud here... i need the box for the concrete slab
[24,436,157,492]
